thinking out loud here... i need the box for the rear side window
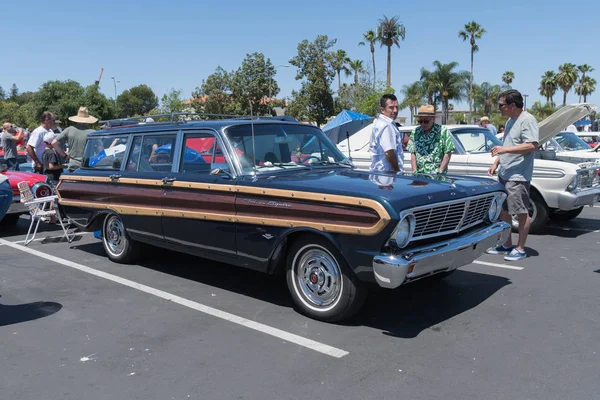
[126,134,177,172]
[83,136,130,170]
[179,132,230,175]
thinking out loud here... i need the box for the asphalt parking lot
[2,208,600,400]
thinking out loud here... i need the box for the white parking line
[0,238,349,359]
[473,260,524,270]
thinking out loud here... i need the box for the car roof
[90,116,303,137]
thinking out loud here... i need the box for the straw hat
[414,105,435,117]
[68,107,98,124]
[480,116,490,122]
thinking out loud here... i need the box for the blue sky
[3,0,598,118]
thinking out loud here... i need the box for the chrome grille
[577,167,600,189]
[410,193,495,241]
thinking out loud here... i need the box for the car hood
[539,103,597,145]
[1,170,47,196]
[246,168,504,216]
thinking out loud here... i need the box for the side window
[125,134,177,172]
[180,133,230,174]
[84,135,129,170]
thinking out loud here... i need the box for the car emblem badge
[262,233,274,240]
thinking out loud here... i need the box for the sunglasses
[498,102,511,109]
[417,119,433,124]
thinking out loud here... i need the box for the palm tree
[576,64,595,102]
[422,61,469,124]
[329,49,351,94]
[502,71,514,87]
[529,101,557,121]
[358,30,377,88]
[458,21,486,117]
[575,77,596,103]
[420,68,440,112]
[399,81,425,125]
[556,63,579,106]
[539,71,558,103]
[474,82,502,117]
[377,15,406,88]
[348,60,365,85]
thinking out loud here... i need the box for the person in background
[486,89,539,261]
[27,111,55,173]
[369,94,404,173]
[480,116,498,136]
[1,122,24,170]
[42,131,66,187]
[53,107,98,172]
[407,105,455,174]
[498,125,505,135]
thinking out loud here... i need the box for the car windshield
[553,132,591,151]
[224,123,349,174]
[452,128,503,153]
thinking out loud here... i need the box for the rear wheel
[102,214,140,263]
[548,206,584,222]
[286,235,366,322]
[511,191,548,234]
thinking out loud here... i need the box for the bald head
[3,122,14,132]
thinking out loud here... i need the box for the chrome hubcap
[296,248,342,308]
[105,216,125,256]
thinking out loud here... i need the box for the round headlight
[487,194,504,222]
[394,214,415,248]
[31,182,53,198]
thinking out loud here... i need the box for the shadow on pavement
[540,217,600,238]
[346,270,511,337]
[0,301,62,327]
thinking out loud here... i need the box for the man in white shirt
[369,94,404,172]
[27,111,55,173]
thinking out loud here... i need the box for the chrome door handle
[162,177,176,184]
[109,174,121,181]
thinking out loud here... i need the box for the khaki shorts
[499,178,530,215]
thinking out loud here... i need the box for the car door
[451,128,495,177]
[116,132,178,242]
[161,130,238,260]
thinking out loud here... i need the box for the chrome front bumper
[373,221,511,289]
[557,187,600,210]
[7,196,27,215]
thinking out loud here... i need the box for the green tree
[288,35,336,126]
[556,63,579,106]
[329,49,351,94]
[473,82,502,117]
[539,71,558,103]
[576,64,595,102]
[192,66,233,115]
[429,61,469,124]
[31,80,85,122]
[529,101,557,121]
[83,84,115,121]
[9,84,19,101]
[399,81,425,124]
[229,52,278,116]
[575,77,596,103]
[358,30,377,88]
[0,85,5,100]
[377,15,405,88]
[161,88,185,113]
[502,71,514,87]
[285,89,312,122]
[420,68,440,112]
[348,60,365,85]
[458,21,486,116]
[116,84,158,117]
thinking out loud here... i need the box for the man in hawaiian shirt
[407,105,454,174]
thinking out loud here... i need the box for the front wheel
[511,191,548,234]
[102,214,140,263]
[548,206,584,222]
[286,236,366,322]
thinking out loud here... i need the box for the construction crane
[95,68,104,86]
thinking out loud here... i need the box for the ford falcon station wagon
[57,114,510,321]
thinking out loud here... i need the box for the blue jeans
[0,180,12,223]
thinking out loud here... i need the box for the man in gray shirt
[1,122,24,170]
[52,107,98,171]
[486,89,539,261]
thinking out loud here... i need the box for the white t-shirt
[27,125,52,168]
[368,115,404,172]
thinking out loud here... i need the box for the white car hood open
[539,103,597,145]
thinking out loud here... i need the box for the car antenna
[249,99,258,181]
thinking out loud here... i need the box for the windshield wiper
[254,162,310,170]
[308,160,353,168]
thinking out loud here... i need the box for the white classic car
[339,121,600,233]
[539,131,600,164]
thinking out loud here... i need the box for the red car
[0,168,52,225]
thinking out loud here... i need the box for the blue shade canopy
[574,119,592,126]
[321,110,374,144]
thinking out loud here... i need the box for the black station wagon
[57,114,511,321]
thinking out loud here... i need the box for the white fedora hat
[68,107,98,124]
